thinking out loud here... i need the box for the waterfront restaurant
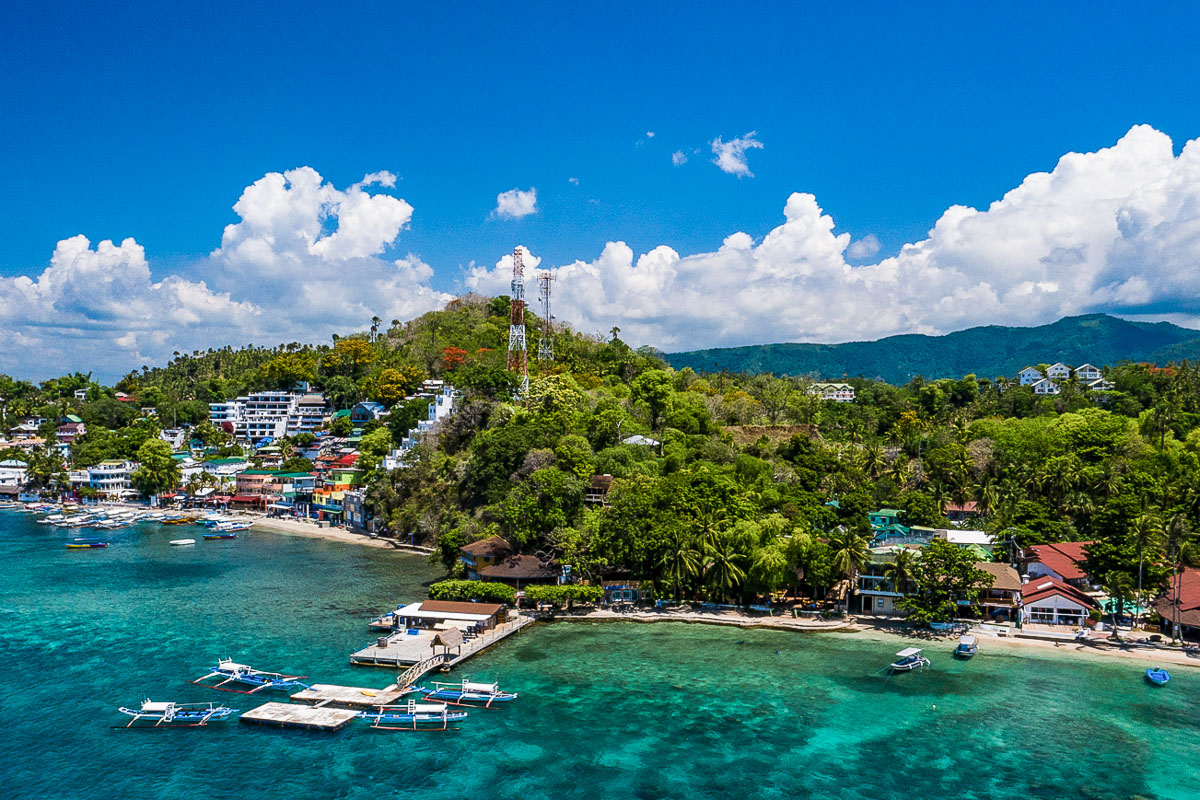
[393,600,505,633]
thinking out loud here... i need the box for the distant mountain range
[663,314,1200,383]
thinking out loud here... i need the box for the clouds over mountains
[4,125,1200,379]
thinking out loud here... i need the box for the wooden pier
[240,702,358,731]
[290,682,410,709]
[352,613,536,673]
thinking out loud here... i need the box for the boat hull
[1145,669,1170,686]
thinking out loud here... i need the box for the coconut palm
[1164,514,1194,643]
[1130,513,1163,626]
[884,548,918,596]
[658,531,703,599]
[829,529,871,613]
[703,530,747,603]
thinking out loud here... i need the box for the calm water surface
[2,509,1198,800]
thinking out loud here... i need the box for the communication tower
[507,247,529,397]
[537,270,555,362]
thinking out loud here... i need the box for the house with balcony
[459,535,513,579]
[974,562,1021,621]
[69,460,140,497]
[1046,362,1072,381]
[811,383,855,403]
[1031,378,1060,396]
[1020,575,1098,627]
[1074,363,1102,381]
[350,401,386,426]
[1017,367,1044,386]
[856,545,915,615]
[1021,541,1094,589]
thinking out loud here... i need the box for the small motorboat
[117,699,236,727]
[170,538,196,546]
[66,538,109,549]
[890,647,930,672]
[1145,667,1171,687]
[203,532,237,540]
[954,634,978,659]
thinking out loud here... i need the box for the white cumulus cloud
[847,234,881,259]
[672,150,688,166]
[468,125,1200,352]
[493,187,538,219]
[711,131,764,177]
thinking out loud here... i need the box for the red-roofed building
[1152,567,1200,640]
[1021,541,1094,587]
[1020,575,1099,627]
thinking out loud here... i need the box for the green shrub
[427,580,515,605]
[523,584,605,607]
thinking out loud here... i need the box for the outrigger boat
[889,647,930,672]
[66,538,109,549]
[191,658,310,694]
[954,634,978,659]
[202,532,237,540]
[117,699,236,727]
[358,699,467,731]
[421,679,518,708]
[1145,667,1171,687]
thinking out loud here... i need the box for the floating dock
[240,702,358,731]
[289,682,410,709]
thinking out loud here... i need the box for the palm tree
[884,549,917,596]
[1164,514,1193,643]
[658,531,702,599]
[703,531,747,603]
[862,442,887,479]
[1130,513,1163,627]
[829,529,871,613]
[1101,571,1135,640]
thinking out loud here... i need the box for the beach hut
[432,626,464,659]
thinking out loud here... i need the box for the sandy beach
[249,516,434,553]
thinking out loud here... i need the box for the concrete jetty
[351,612,536,671]
[290,682,411,709]
[240,702,358,731]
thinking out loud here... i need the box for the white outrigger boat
[358,699,468,731]
[889,647,930,672]
[190,658,310,694]
[117,699,236,727]
[421,679,518,708]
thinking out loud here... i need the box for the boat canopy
[958,635,977,646]
[462,681,499,693]
[895,647,924,658]
[142,701,173,713]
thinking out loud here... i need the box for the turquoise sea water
[3,509,1199,800]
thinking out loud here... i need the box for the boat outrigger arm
[190,658,310,694]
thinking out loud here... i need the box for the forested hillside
[664,314,1200,382]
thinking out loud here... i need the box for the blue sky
[3,2,1200,378]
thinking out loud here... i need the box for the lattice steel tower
[507,246,529,397]
[537,270,555,362]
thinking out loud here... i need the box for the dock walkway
[240,702,358,731]
[351,613,536,672]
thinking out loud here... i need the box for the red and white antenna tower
[507,246,529,397]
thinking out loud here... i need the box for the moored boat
[203,532,237,540]
[191,658,309,694]
[170,538,197,546]
[954,634,978,659]
[66,538,109,549]
[1145,667,1170,686]
[117,699,236,727]
[358,699,467,730]
[421,679,518,708]
[889,647,930,672]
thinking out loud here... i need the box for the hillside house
[479,554,562,589]
[1046,362,1072,381]
[1088,378,1115,392]
[811,383,855,403]
[1021,542,1094,588]
[1031,378,1060,396]
[460,535,513,579]
[1017,367,1043,386]
[1074,363,1102,381]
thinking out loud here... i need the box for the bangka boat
[421,679,518,707]
[358,700,468,731]
[203,532,237,540]
[889,647,930,672]
[169,538,196,546]
[954,634,978,659]
[66,538,109,549]
[191,659,310,694]
[117,699,236,727]
[1145,667,1171,686]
